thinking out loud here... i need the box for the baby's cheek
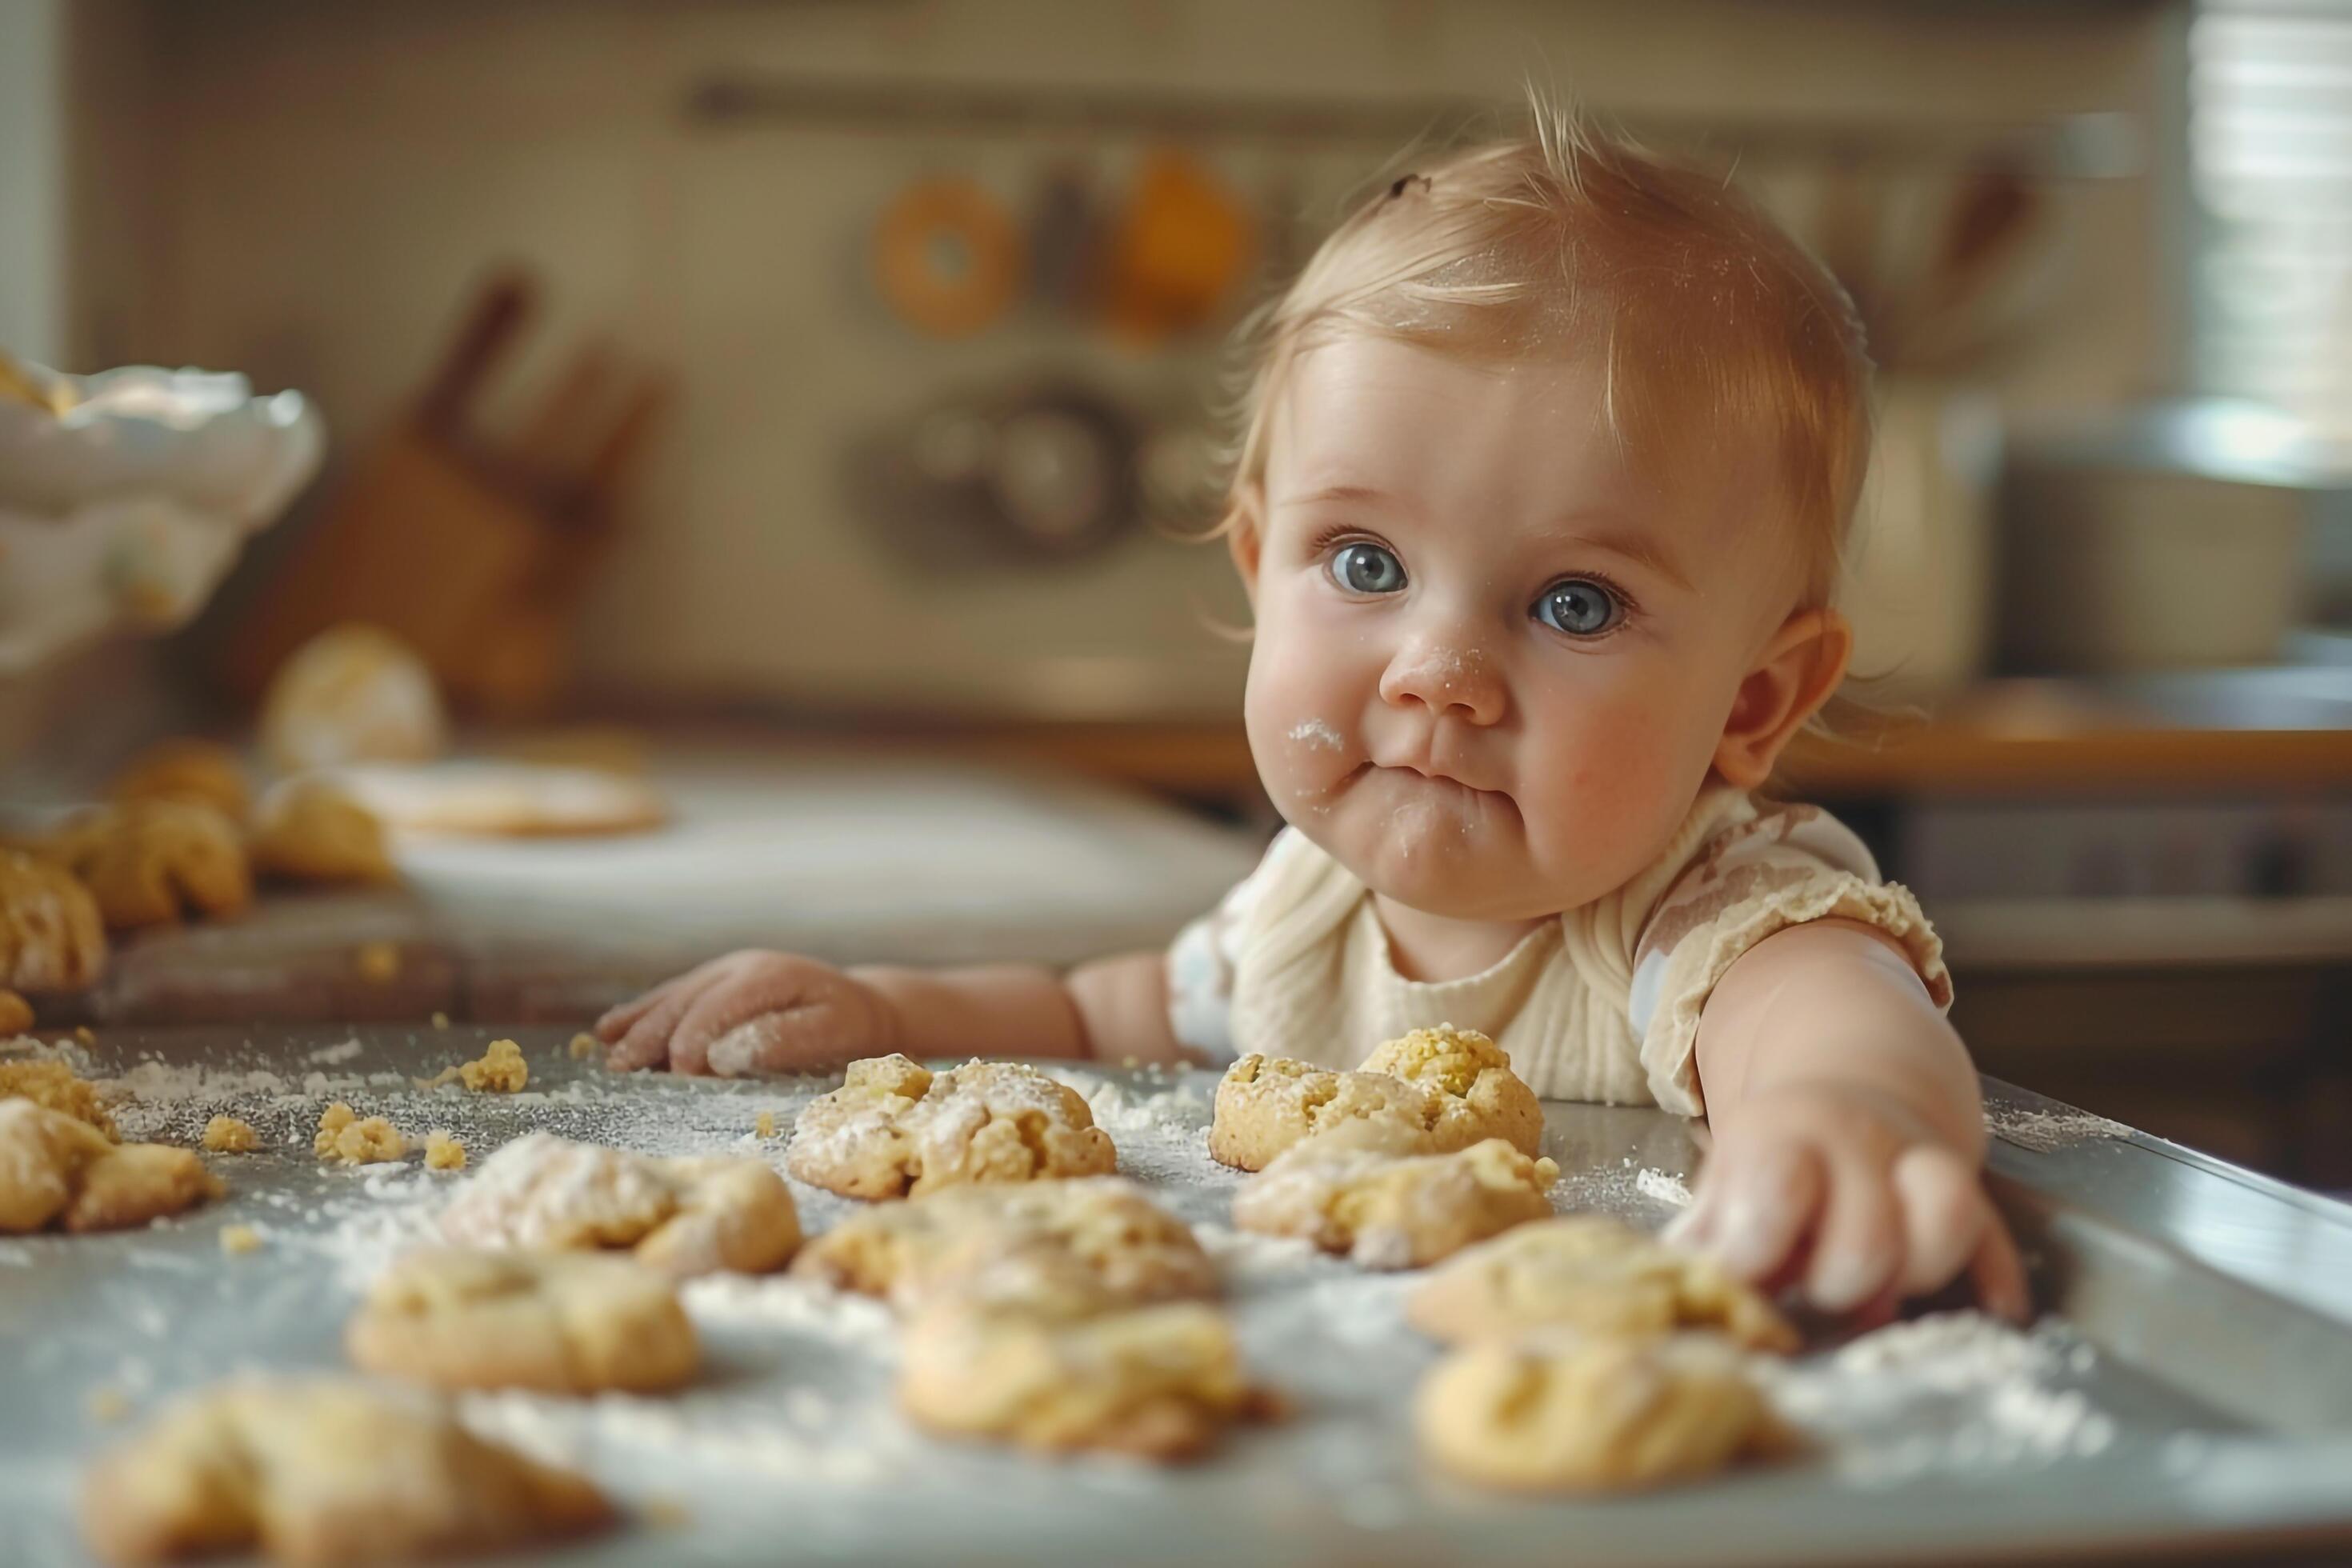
[1521,689,1694,870]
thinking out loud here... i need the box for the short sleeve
[1628,803,1950,1116]
[1165,830,1286,1062]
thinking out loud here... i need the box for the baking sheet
[4,1026,2350,1568]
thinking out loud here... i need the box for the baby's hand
[1668,1082,2029,1322]
[594,950,898,1077]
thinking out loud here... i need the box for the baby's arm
[594,949,1190,1075]
[1673,918,2029,1320]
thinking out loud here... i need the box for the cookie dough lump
[1406,1215,1798,1352]
[110,738,251,823]
[0,1057,117,1135]
[78,1377,612,1567]
[346,1248,698,1394]
[422,1038,526,1094]
[1209,1026,1543,1172]
[898,1294,1270,1462]
[0,989,34,1034]
[1232,1122,1558,1270]
[201,1115,259,1154]
[795,1177,1217,1314]
[1416,1333,1777,1493]
[438,1132,800,1278]
[248,776,396,886]
[44,801,253,930]
[0,1101,222,1233]
[0,848,107,991]
[424,1130,466,1171]
[312,1102,406,1166]
[786,1054,1117,1200]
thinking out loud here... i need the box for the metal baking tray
[4,1026,2350,1567]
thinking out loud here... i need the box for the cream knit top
[1166,786,1949,1116]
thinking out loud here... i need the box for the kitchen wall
[66,0,2180,721]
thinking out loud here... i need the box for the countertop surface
[56,744,1264,1028]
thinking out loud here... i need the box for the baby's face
[1241,334,1796,922]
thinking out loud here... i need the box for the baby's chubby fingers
[605,953,754,1072]
[1803,1147,1905,1313]
[1890,1144,1986,1298]
[1670,1140,1825,1284]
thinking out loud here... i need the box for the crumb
[0,1058,116,1135]
[314,1102,406,1166]
[430,1011,450,1030]
[568,1031,598,1061]
[0,989,31,1034]
[75,1025,97,1046]
[421,1038,528,1094]
[355,941,400,983]
[425,1130,466,1171]
[219,1224,263,1255]
[86,1386,130,1423]
[641,1498,692,1530]
[754,1110,777,1140]
[202,1114,259,1154]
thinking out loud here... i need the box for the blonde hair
[1221,106,1873,608]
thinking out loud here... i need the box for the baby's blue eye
[1330,542,1406,595]
[1534,578,1620,637]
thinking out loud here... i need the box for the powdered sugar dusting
[1987,1104,2134,1154]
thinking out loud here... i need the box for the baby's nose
[1379,641,1506,725]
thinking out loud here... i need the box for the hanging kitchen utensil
[1094,150,1255,347]
[1027,163,1101,323]
[873,175,1025,339]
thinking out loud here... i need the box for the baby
[598,115,2025,1322]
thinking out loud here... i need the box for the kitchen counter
[54,745,1263,1027]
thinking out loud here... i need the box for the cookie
[346,1247,698,1394]
[248,776,395,886]
[786,1055,1116,1200]
[1208,1026,1542,1172]
[78,1376,611,1567]
[1362,1026,1545,1156]
[898,1296,1268,1462]
[794,1176,1216,1312]
[438,1131,800,1278]
[0,1100,221,1233]
[44,800,253,930]
[1231,1124,1558,1270]
[111,738,251,823]
[1416,1332,1773,1492]
[0,847,107,992]
[1405,1214,1798,1352]
[0,1055,116,1135]
[259,622,448,774]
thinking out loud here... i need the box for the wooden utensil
[221,271,668,718]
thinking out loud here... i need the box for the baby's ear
[1713,608,1851,790]
[1223,485,1265,606]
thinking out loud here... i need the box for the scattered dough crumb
[201,1115,259,1154]
[426,1130,467,1171]
[219,1224,263,1255]
[641,1498,693,1530]
[355,941,401,983]
[314,1102,407,1166]
[754,1110,777,1140]
[431,1011,450,1030]
[86,1386,130,1422]
[0,989,31,1034]
[75,1025,97,1046]
[419,1038,527,1094]
[568,1031,598,1061]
